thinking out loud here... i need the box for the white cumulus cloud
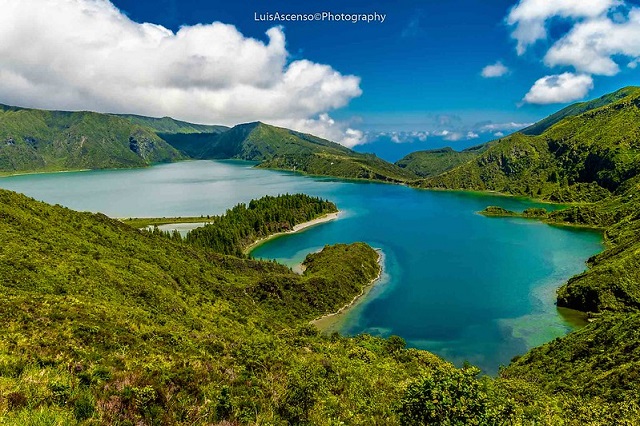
[481,61,509,78]
[523,73,594,104]
[544,9,640,76]
[0,0,364,146]
[507,0,618,54]
[507,0,640,105]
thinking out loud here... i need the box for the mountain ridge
[0,103,416,182]
[159,121,416,182]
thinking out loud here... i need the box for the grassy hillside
[395,145,487,178]
[502,312,640,404]
[163,122,417,183]
[417,87,640,202]
[521,87,640,136]
[0,105,184,174]
[0,188,420,424]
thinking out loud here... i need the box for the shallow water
[0,160,603,374]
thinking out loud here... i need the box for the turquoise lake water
[0,160,603,374]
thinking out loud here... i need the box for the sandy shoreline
[244,211,340,255]
[311,249,384,329]
[0,168,92,178]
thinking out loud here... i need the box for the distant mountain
[0,104,415,182]
[395,145,487,178]
[162,121,417,183]
[0,104,184,174]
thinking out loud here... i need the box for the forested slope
[185,194,337,256]
[395,145,487,178]
[416,87,640,202]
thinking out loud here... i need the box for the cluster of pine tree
[185,194,337,256]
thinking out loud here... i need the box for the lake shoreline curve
[244,211,341,255]
[310,249,384,329]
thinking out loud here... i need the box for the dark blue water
[0,160,603,373]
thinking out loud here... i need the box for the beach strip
[243,211,340,255]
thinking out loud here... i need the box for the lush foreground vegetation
[3,189,639,424]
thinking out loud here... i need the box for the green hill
[0,105,184,174]
[521,87,640,136]
[395,145,487,178]
[417,87,640,202]
[162,122,417,183]
[502,312,640,403]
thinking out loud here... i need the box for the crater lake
[0,160,603,374]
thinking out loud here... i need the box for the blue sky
[1,0,639,157]
[111,0,639,129]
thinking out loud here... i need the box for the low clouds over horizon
[362,120,533,147]
[0,0,364,146]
